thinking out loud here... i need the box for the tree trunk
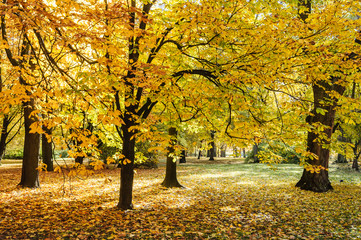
[75,156,84,164]
[352,142,360,171]
[197,150,202,159]
[42,126,53,171]
[221,149,226,157]
[233,147,238,157]
[296,80,345,192]
[209,130,215,161]
[161,127,183,188]
[336,154,347,164]
[117,117,136,210]
[0,115,10,161]
[19,99,40,188]
[335,128,348,163]
[252,144,259,163]
[352,157,359,171]
[179,150,186,163]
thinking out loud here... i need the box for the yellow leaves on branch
[122,158,132,165]
[304,164,327,174]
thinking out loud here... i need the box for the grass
[0,158,361,239]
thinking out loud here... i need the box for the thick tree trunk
[42,126,53,171]
[0,115,10,161]
[19,99,40,188]
[117,117,136,210]
[296,81,345,192]
[209,130,215,161]
[162,127,183,188]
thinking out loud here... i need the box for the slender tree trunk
[19,99,40,188]
[335,128,348,163]
[0,115,10,161]
[233,147,238,157]
[162,127,183,188]
[42,126,53,171]
[220,144,226,157]
[296,80,345,192]
[197,150,201,159]
[252,144,259,163]
[179,150,186,163]
[352,142,360,171]
[209,130,215,161]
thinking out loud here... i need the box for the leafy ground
[1,158,361,239]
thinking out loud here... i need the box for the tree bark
[335,128,348,163]
[296,80,345,192]
[162,127,183,188]
[209,130,215,161]
[75,156,84,164]
[352,156,359,171]
[352,141,360,171]
[179,150,186,163]
[19,99,40,188]
[42,126,53,171]
[117,110,136,210]
[0,115,10,161]
[197,150,202,159]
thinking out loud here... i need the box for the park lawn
[0,159,361,239]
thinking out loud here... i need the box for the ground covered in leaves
[1,158,361,239]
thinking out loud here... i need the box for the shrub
[56,149,69,158]
[245,142,300,164]
[3,150,23,159]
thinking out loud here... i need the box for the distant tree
[209,131,216,161]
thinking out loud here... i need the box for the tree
[161,127,183,188]
[42,125,53,171]
[295,0,358,192]
[208,130,216,161]
[1,9,41,187]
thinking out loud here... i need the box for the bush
[279,148,301,164]
[3,150,23,159]
[56,149,69,158]
[245,142,300,164]
[99,145,118,162]
[134,141,158,169]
